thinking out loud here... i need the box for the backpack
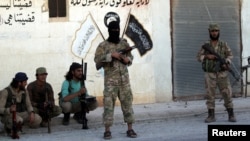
[58,81,71,105]
[58,91,62,105]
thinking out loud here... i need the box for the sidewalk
[53,96,250,126]
[1,97,249,134]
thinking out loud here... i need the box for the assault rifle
[11,98,19,139]
[45,87,52,133]
[79,60,89,129]
[95,46,135,70]
[202,44,240,81]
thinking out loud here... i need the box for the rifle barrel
[12,98,19,139]
[81,60,88,129]
[45,85,51,133]
[202,44,239,81]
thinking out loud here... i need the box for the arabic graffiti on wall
[0,0,150,26]
[0,0,32,9]
[0,0,35,25]
[70,0,150,8]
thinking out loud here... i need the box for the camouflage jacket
[94,39,133,86]
[197,40,233,73]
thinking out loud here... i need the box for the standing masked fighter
[94,13,137,139]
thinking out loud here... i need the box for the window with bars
[49,0,67,18]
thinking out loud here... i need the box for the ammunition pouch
[202,60,217,72]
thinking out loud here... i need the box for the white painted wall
[1,0,249,105]
[241,0,250,64]
[241,0,250,96]
[151,1,172,102]
[0,0,171,105]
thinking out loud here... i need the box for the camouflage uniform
[94,39,134,127]
[197,23,236,123]
[197,39,233,109]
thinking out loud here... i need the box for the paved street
[0,97,249,141]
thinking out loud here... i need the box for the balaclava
[107,21,120,44]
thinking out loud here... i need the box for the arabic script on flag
[72,15,99,58]
[125,14,153,56]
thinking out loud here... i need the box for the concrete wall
[0,0,249,105]
[241,0,250,96]
[151,1,172,102]
[0,0,171,105]
[242,0,250,62]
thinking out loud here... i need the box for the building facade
[0,0,249,105]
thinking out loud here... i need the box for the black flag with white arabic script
[125,14,153,56]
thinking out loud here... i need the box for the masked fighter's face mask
[107,21,120,44]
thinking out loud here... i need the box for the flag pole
[81,13,104,61]
[89,12,105,40]
[122,8,131,38]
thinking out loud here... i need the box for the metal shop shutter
[171,0,242,100]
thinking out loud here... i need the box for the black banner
[208,125,250,141]
[125,14,153,56]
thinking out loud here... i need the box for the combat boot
[227,108,236,122]
[62,113,70,125]
[205,109,216,123]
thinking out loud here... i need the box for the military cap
[36,67,48,75]
[208,23,220,30]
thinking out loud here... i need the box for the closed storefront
[171,0,242,100]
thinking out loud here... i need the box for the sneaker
[127,129,137,138]
[103,131,112,140]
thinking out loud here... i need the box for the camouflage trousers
[1,111,42,130]
[204,72,234,109]
[103,84,135,127]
